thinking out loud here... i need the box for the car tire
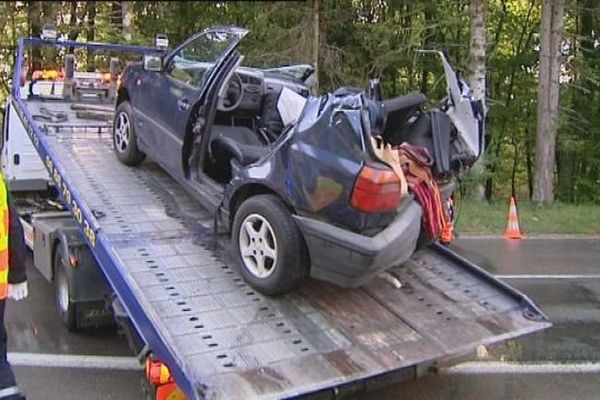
[232,195,309,296]
[113,101,145,166]
[54,246,77,331]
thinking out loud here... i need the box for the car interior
[202,67,311,184]
[190,62,432,186]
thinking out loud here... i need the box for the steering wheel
[217,73,244,112]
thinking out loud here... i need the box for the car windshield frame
[163,26,249,88]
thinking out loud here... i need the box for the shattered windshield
[167,28,248,88]
[178,30,241,64]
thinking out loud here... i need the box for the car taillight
[350,165,401,213]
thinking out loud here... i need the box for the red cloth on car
[397,143,452,243]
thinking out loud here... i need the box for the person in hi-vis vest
[0,172,27,400]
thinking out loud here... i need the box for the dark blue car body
[114,27,433,291]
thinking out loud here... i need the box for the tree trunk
[420,5,435,94]
[485,139,502,200]
[511,136,518,197]
[9,2,17,68]
[86,1,96,71]
[468,0,487,104]
[533,0,565,204]
[111,1,123,30]
[66,1,80,54]
[525,122,534,199]
[312,0,320,93]
[122,1,134,41]
[28,1,42,70]
[41,1,57,26]
[68,1,79,41]
[468,0,487,201]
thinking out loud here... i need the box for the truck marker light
[146,358,173,385]
[69,253,79,267]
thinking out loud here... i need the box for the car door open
[177,28,249,178]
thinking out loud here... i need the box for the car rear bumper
[293,199,422,287]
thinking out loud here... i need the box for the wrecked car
[112,26,484,295]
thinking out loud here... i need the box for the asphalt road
[6,237,600,399]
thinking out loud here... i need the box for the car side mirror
[143,54,163,72]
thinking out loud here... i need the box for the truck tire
[232,195,309,296]
[54,246,77,331]
[113,101,145,166]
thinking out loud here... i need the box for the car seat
[210,125,266,165]
[382,92,427,145]
[258,90,284,140]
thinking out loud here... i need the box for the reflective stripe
[0,175,5,204]
[0,175,8,300]
[0,210,7,251]
[0,250,5,268]
[160,364,171,384]
[0,386,21,399]
[0,175,7,244]
[0,252,6,299]
[0,249,7,271]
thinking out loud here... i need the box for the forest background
[0,1,598,233]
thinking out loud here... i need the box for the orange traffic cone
[504,196,523,239]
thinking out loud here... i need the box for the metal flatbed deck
[10,95,550,399]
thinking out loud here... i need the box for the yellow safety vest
[0,173,9,299]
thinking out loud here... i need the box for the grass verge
[454,198,600,235]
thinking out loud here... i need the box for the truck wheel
[113,101,145,166]
[232,195,309,295]
[54,246,77,331]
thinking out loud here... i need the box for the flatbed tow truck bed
[10,39,549,400]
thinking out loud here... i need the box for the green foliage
[0,0,597,205]
[455,197,600,235]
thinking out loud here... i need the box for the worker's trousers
[0,300,23,400]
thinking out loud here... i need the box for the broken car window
[166,30,240,88]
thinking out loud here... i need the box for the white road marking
[7,352,142,370]
[457,235,600,240]
[442,361,600,375]
[495,274,600,280]
[10,352,599,377]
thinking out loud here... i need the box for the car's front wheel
[232,195,309,295]
[113,101,145,166]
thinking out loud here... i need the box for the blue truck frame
[11,37,196,395]
[10,37,550,400]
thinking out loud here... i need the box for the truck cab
[2,83,113,331]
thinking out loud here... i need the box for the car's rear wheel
[113,101,145,166]
[232,195,309,295]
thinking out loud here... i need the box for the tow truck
[1,35,550,399]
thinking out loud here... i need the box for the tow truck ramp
[11,38,550,400]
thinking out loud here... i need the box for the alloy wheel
[238,213,278,278]
[114,112,131,153]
